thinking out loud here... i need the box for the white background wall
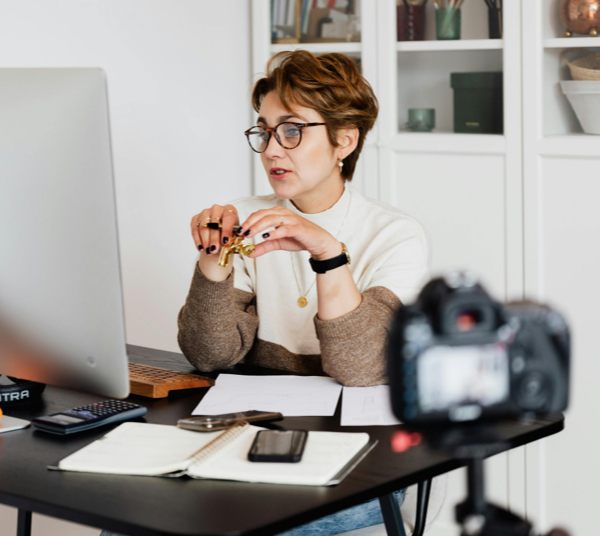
[1,0,253,352]
[0,0,251,533]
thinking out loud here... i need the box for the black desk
[0,347,564,536]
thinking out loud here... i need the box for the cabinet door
[524,157,600,535]
[391,152,507,297]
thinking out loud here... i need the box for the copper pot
[563,0,600,37]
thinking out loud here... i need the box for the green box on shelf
[450,72,503,134]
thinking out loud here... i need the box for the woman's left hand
[239,207,341,261]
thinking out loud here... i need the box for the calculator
[31,400,148,435]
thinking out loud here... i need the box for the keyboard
[128,362,213,398]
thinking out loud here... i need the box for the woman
[177,50,429,534]
[179,51,428,386]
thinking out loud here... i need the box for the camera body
[387,273,570,425]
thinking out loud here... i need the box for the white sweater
[178,186,429,385]
[232,187,429,356]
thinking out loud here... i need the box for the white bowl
[560,80,600,135]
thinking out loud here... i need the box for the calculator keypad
[72,400,142,418]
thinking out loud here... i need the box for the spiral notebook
[51,422,375,486]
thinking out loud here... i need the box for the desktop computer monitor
[0,68,130,399]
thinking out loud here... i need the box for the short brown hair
[251,50,378,181]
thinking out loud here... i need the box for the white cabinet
[250,1,600,534]
[522,2,600,535]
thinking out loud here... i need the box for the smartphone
[177,410,283,432]
[247,429,308,463]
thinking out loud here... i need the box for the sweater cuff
[188,263,234,304]
[313,287,401,340]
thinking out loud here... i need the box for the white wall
[0,0,253,353]
[0,0,251,533]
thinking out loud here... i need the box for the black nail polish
[233,226,242,236]
[222,236,229,245]
[197,244,203,251]
[244,229,251,236]
[262,232,270,239]
[209,245,217,253]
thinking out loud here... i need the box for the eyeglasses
[244,121,326,153]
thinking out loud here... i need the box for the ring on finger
[200,217,222,230]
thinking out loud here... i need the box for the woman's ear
[336,127,359,160]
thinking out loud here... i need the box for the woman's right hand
[190,204,239,280]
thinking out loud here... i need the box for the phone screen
[247,429,308,463]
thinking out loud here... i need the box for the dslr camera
[387,273,570,426]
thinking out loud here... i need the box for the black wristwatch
[309,243,351,274]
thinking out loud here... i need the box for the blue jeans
[279,489,405,535]
[100,489,405,536]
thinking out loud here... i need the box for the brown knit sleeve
[177,264,258,372]
[314,286,401,386]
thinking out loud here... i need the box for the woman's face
[257,91,343,213]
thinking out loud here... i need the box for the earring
[338,160,344,170]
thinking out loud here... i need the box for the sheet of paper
[192,374,342,416]
[0,415,30,434]
[341,385,402,426]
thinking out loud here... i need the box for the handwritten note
[192,374,342,416]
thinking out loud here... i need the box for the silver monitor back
[0,68,129,398]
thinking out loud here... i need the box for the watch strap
[309,243,350,274]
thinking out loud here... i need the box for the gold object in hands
[217,236,255,267]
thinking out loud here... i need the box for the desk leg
[379,493,407,536]
[17,509,32,536]
[411,479,432,536]
[379,479,432,536]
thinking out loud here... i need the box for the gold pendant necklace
[290,190,352,308]
[291,251,317,308]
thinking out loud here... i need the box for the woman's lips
[270,167,292,180]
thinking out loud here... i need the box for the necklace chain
[290,191,352,308]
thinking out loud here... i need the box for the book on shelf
[51,422,375,486]
[271,0,359,44]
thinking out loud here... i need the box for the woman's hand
[190,204,240,281]
[240,207,341,260]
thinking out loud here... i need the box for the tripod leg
[379,493,407,536]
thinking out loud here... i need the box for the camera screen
[417,343,509,412]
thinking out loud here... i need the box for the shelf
[544,37,600,49]
[270,42,361,54]
[389,132,506,155]
[396,39,503,52]
[539,135,600,157]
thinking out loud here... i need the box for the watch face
[342,244,351,265]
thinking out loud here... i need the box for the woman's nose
[262,132,285,159]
